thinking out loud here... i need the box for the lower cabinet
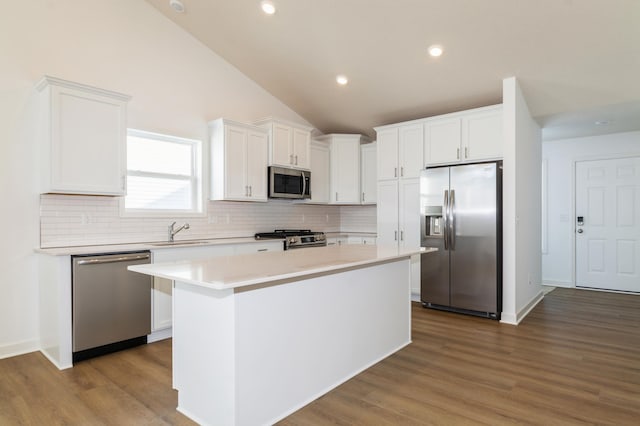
[150,241,283,338]
[327,235,377,246]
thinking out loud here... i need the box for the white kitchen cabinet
[376,124,424,181]
[210,118,269,202]
[150,240,283,336]
[307,141,330,203]
[254,118,313,170]
[425,117,461,165]
[425,105,503,166]
[462,106,503,161]
[316,134,369,204]
[36,76,130,196]
[360,142,377,204]
[376,179,419,249]
[376,178,421,295]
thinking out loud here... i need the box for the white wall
[502,77,543,324]
[0,0,313,358]
[542,131,640,286]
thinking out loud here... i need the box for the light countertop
[128,244,435,291]
[35,237,270,256]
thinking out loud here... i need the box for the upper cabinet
[254,118,313,170]
[425,105,503,166]
[36,76,130,196]
[315,134,369,204]
[307,141,330,204]
[209,118,268,202]
[360,142,377,204]
[376,123,424,181]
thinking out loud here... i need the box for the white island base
[130,245,428,425]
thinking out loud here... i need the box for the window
[124,129,203,215]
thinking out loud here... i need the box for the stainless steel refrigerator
[419,161,502,319]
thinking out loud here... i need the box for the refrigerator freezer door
[420,167,450,306]
[449,163,498,313]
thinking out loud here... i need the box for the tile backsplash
[40,195,376,248]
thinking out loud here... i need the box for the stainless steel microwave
[268,166,311,199]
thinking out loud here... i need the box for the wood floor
[1,288,639,425]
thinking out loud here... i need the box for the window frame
[120,129,205,218]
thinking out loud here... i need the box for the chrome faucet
[168,221,190,242]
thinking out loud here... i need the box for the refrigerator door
[420,167,450,306]
[449,162,499,313]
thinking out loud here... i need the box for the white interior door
[575,157,640,292]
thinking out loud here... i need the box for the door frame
[571,152,640,289]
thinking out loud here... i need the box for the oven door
[269,166,311,199]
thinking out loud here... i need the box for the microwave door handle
[301,171,307,196]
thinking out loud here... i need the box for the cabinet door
[331,138,360,203]
[425,118,461,165]
[246,129,268,201]
[376,180,399,246]
[361,143,377,204]
[224,124,249,200]
[309,143,330,203]
[399,178,420,250]
[152,277,173,331]
[399,124,424,179]
[376,128,399,180]
[292,128,311,169]
[271,123,292,166]
[50,86,126,195]
[462,109,503,161]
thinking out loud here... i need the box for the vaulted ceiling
[146,0,640,140]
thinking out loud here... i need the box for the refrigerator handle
[449,189,456,250]
[443,190,449,250]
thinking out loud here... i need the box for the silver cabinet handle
[362,192,365,202]
[257,248,268,252]
[456,148,460,160]
[394,230,398,241]
[249,185,252,197]
[394,167,397,178]
[400,166,404,177]
[577,229,584,234]
[449,189,456,250]
[295,155,298,165]
[443,190,449,250]
[400,230,404,241]
[464,147,468,158]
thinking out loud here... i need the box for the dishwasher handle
[75,253,151,265]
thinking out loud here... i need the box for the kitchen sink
[150,241,210,247]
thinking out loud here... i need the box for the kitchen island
[129,244,434,426]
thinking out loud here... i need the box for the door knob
[577,229,584,234]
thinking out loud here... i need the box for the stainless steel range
[255,229,327,250]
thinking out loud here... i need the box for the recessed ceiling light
[428,45,444,57]
[169,0,185,13]
[594,120,611,126]
[336,75,348,86]
[261,0,276,15]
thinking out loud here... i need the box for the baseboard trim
[500,289,545,326]
[542,279,573,288]
[0,339,39,360]
[148,328,172,343]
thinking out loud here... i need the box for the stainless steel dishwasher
[72,251,152,362]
